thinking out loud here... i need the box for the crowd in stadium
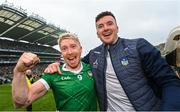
[0,64,50,84]
[0,38,61,84]
[0,39,60,54]
[0,1,65,85]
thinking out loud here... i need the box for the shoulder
[119,37,145,50]
[119,37,142,47]
[82,62,91,71]
[122,37,145,44]
[123,38,152,48]
[90,44,104,52]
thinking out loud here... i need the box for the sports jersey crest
[87,71,93,77]
[77,75,82,80]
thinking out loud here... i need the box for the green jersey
[41,62,97,111]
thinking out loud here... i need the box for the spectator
[164,26,180,77]
[25,69,33,112]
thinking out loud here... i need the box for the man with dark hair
[95,11,116,22]
[45,11,180,111]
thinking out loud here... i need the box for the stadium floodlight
[23,19,42,28]
[29,13,46,24]
[2,1,27,15]
[0,10,22,22]
[0,2,67,47]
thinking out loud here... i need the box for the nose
[67,48,73,54]
[103,24,109,31]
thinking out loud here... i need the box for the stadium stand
[0,2,66,84]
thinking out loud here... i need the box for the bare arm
[12,52,47,108]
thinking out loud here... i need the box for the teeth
[103,32,111,36]
[68,56,76,60]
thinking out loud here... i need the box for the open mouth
[103,31,112,37]
[67,56,77,63]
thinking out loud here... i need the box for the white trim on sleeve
[38,78,50,90]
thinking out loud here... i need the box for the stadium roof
[0,3,67,46]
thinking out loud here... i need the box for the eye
[71,44,77,49]
[97,24,103,29]
[107,21,113,26]
[61,47,67,52]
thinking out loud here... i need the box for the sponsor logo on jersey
[61,76,71,80]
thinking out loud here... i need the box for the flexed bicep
[28,81,47,102]
[24,81,47,107]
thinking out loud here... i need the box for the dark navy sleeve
[82,51,90,64]
[137,38,180,110]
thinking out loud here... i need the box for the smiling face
[59,36,82,70]
[96,15,119,45]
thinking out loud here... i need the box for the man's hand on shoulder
[44,62,61,74]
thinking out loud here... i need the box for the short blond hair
[57,32,81,46]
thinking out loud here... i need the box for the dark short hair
[95,11,116,22]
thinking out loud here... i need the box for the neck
[63,62,83,74]
[65,63,81,71]
[112,36,119,44]
[104,37,119,47]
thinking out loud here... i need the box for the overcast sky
[1,0,180,56]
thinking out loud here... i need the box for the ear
[117,26,119,33]
[80,46,82,53]
[97,32,100,38]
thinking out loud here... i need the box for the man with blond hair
[12,33,97,111]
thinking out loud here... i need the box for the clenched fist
[14,52,40,73]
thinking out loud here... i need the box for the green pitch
[0,84,56,111]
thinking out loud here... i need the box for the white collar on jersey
[62,62,83,74]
